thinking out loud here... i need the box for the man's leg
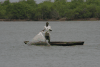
[45,33,51,46]
[47,36,51,46]
[48,36,50,43]
[45,36,50,46]
[45,36,47,45]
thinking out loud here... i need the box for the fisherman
[42,22,52,43]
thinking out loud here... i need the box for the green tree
[26,0,37,7]
[0,5,6,18]
[0,0,100,20]
[86,4,96,18]
[1,0,10,6]
[95,6,100,19]
[35,1,54,20]
[54,0,66,2]
[71,0,84,2]
[6,2,33,19]
[86,0,100,5]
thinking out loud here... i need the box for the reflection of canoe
[24,41,84,46]
[49,41,84,46]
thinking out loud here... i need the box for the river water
[0,21,100,67]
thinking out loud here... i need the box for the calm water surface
[0,21,100,67]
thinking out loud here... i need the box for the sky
[0,0,71,4]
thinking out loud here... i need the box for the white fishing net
[32,32,45,42]
[27,32,50,45]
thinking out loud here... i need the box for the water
[0,21,100,67]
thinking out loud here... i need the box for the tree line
[0,0,100,20]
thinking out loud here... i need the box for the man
[42,22,52,43]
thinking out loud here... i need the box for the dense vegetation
[0,0,100,20]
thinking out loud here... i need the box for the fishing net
[27,32,50,45]
[31,32,45,42]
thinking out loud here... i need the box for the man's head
[46,22,49,26]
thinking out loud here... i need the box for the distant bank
[1,0,100,21]
[0,18,100,21]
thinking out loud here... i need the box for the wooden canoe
[49,41,84,46]
[24,41,84,46]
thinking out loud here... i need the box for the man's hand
[42,30,44,31]
[49,29,52,31]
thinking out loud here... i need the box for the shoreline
[0,18,100,21]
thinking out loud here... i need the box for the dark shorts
[45,36,50,40]
[45,33,50,40]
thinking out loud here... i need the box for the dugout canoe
[49,41,84,46]
[24,41,84,46]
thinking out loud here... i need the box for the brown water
[0,21,100,67]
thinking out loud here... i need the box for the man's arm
[49,26,52,31]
